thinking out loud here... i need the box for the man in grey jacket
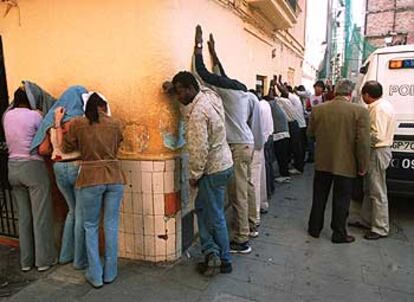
[193,25,263,254]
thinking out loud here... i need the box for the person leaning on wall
[3,88,57,272]
[170,71,234,277]
[55,92,125,288]
[193,25,264,254]
[38,87,88,271]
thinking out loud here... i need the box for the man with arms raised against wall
[273,77,305,175]
[172,71,234,276]
[307,79,370,244]
[193,25,264,254]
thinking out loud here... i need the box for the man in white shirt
[288,92,306,129]
[259,98,274,215]
[288,91,307,173]
[274,80,305,175]
[305,81,325,116]
[351,81,396,240]
[248,92,274,234]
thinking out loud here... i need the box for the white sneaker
[37,265,51,272]
[288,168,302,175]
[275,176,291,183]
[37,259,58,272]
[249,230,259,238]
[21,266,32,272]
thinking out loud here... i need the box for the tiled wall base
[118,159,182,262]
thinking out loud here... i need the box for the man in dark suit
[307,79,370,244]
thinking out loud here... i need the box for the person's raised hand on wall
[194,25,203,55]
[208,33,221,66]
[275,75,289,98]
[268,78,277,98]
[207,33,215,55]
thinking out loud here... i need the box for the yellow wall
[0,0,305,160]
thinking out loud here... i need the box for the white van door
[377,52,414,126]
[377,52,414,186]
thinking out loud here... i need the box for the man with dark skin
[172,71,234,276]
[193,25,264,254]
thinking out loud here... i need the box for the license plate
[391,140,414,153]
[389,157,414,170]
[388,152,414,179]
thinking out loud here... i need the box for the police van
[358,44,414,196]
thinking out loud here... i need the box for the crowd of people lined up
[2,25,396,287]
[168,26,396,277]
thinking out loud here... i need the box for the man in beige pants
[351,81,396,240]
[249,94,274,235]
[193,26,264,254]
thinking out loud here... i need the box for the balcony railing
[247,0,298,29]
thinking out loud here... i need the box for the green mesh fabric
[342,0,377,77]
[319,0,377,81]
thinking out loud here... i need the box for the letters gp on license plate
[391,140,414,153]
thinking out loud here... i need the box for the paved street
[1,167,413,302]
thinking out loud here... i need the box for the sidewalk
[2,167,414,302]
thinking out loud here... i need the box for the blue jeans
[78,184,124,286]
[53,161,87,269]
[195,167,233,263]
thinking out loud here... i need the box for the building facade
[318,0,347,82]
[364,0,414,47]
[0,0,306,262]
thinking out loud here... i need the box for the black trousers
[307,137,315,162]
[288,121,305,172]
[274,138,290,177]
[300,127,307,156]
[264,138,275,198]
[308,171,355,240]
[352,176,364,203]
